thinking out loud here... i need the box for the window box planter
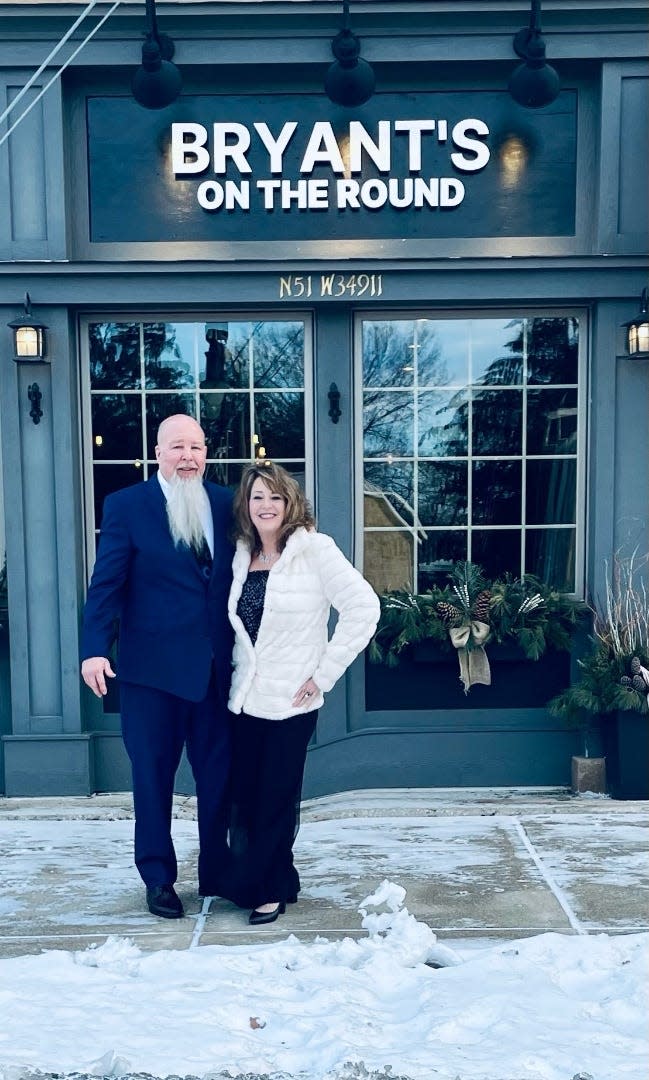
[366,641,570,712]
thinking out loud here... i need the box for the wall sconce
[622,288,649,358]
[509,0,560,109]
[325,0,375,108]
[132,0,182,110]
[8,292,48,362]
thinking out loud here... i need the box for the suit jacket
[81,475,234,702]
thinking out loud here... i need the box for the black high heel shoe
[249,901,286,926]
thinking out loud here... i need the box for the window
[359,313,584,594]
[83,317,311,541]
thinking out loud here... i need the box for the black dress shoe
[249,901,286,926]
[146,885,184,919]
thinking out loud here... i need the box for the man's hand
[81,657,116,698]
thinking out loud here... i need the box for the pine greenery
[369,561,587,667]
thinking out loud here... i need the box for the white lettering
[360,179,388,208]
[394,120,437,171]
[440,178,465,206]
[307,179,329,208]
[414,177,439,207]
[257,179,281,208]
[300,122,345,174]
[171,123,210,175]
[254,121,298,174]
[450,119,490,172]
[388,177,414,208]
[349,120,391,173]
[212,123,252,174]
[336,179,361,208]
[197,181,224,209]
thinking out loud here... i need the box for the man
[81,414,233,919]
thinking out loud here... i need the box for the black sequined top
[236,570,269,644]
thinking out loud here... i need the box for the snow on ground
[0,880,647,1080]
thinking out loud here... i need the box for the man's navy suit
[81,474,234,893]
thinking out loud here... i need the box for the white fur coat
[227,527,380,720]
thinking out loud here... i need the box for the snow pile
[0,882,646,1080]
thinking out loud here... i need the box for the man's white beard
[165,473,208,552]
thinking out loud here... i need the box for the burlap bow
[449,620,491,694]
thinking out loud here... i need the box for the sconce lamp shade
[325,21,375,107]
[509,30,560,108]
[8,293,48,361]
[132,34,182,109]
[623,288,649,357]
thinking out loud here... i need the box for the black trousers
[120,676,231,892]
[224,710,317,909]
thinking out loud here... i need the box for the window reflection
[472,461,522,525]
[89,323,141,389]
[144,323,195,389]
[362,314,581,591]
[364,463,415,527]
[363,391,414,457]
[418,462,467,526]
[92,395,142,461]
[254,392,305,458]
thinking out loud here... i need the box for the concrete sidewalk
[0,788,647,959]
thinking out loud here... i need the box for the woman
[224,461,380,925]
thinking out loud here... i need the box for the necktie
[194,537,213,580]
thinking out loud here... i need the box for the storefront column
[0,306,91,795]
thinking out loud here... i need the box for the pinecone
[436,601,462,626]
[472,589,491,623]
[632,674,648,695]
[620,675,634,691]
[630,656,642,676]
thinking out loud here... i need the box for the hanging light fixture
[7,293,48,362]
[132,0,182,110]
[324,0,375,108]
[622,287,649,358]
[509,0,560,109]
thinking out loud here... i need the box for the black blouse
[236,570,269,644]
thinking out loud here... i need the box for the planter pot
[604,711,649,800]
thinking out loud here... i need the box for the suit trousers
[120,675,231,891]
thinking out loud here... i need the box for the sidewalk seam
[512,818,585,935]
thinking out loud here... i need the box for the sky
[0,811,647,1080]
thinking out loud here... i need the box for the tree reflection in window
[362,315,581,594]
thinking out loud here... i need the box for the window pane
[526,529,576,591]
[89,323,140,389]
[472,389,522,455]
[200,393,250,460]
[418,531,468,590]
[471,318,524,386]
[421,321,469,385]
[472,530,522,579]
[362,321,415,387]
[418,390,468,456]
[92,395,142,461]
[364,391,413,457]
[145,394,196,458]
[472,460,522,525]
[93,464,143,527]
[365,463,414,527]
[144,323,196,389]
[252,322,305,388]
[527,389,578,454]
[364,531,414,593]
[526,460,576,524]
[526,317,579,385]
[418,461,468,526]
[254,392,304,459]
[200,322,247,389]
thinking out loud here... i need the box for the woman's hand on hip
[292,678,319,709]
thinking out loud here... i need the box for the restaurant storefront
[1,0,647,796]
